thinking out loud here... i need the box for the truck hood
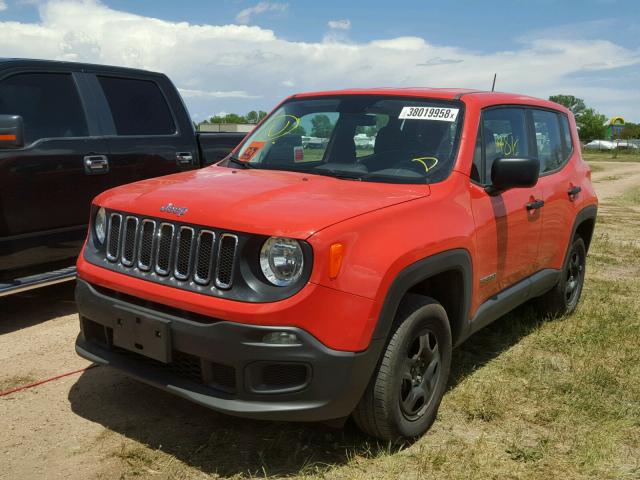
[95,165,430,238]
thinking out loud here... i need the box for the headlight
[260,237,304,286]
[94,207,107,245]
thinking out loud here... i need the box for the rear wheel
[538,236,587,316]
[353,294,452,441]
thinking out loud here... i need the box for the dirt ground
[1,160,639,480]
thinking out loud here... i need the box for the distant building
[198,123,255,133]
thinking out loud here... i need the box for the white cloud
[235,2,288,25]
[327,19,350,30]
[0,0,637,119]
[0,0,7,11]
[178,88,259,99]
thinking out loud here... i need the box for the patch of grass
[587,163,605,173]
[583,151,640,162]
[506,437,549,463]
[598,174,623,182]
[616,186,640,207]
[0,374,36,392]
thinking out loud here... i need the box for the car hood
[95,165,430,238]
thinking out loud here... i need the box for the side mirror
[0,115,25,149]
[488,157,540,194]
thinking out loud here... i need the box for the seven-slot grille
[105,213,238,289]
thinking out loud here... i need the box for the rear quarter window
[98,76,176,136]
[560,114,574,157]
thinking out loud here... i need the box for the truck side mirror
[487,157,540,194]
[0,115,25,149]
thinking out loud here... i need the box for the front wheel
[352,294,452,441]
[537,236,587,317]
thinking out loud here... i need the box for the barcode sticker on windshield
[398,106,459,122]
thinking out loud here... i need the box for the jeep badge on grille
[160,203,188,216]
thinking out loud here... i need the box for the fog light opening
[262,331,301,345]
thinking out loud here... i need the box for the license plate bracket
[112,313,172,363]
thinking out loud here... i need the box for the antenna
[491,73,497,92]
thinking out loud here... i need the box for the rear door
[0,70,108,240]
[93,74,199,186]
[530,109,579,270]
[470,106,544,299]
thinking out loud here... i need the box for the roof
[0,58,163,77]
[290,87,571,114]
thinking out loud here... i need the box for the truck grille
[105,212,238,290]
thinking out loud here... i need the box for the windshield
[226,95,464,184]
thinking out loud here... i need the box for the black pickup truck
[0,59,245,296]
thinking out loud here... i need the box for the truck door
[92,74,199,186]
[0,71,109,261]
[470,106,543,301]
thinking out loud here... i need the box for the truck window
[532,109,563,173]
[0,72,89,145]
[97,76,176,136]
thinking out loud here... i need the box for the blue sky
[0,0,639,121]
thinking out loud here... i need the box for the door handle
[568,186,581,199]
[176,152,194,166]
[84,155,109,175]
[526,199,545,210]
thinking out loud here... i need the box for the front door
[470,106,543,301]
[0,71,109,269]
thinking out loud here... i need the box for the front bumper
[75,279,383,421]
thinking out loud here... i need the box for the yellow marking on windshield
[267,114,301,143]
[412,156,438,172]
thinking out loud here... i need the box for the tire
[537,236,587,317]
[352,294,452,441]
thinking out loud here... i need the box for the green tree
[311,114,333,138]
[577,108,607,142]
[258,111,268,121]
[208,113,244,124]
[549,95,587,119]
[291,124,307,136]
[620,122,640,140]
[246,111,259,124]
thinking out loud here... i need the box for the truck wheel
[537,236,587,317]
[353,294,452,441]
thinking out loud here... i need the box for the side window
[532,109,563,173]
[479,107,530,185]
[0,72,89,144]
[559,114,574,158]
[97,76,176,136]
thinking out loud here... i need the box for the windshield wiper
[311,169,365,181]
[313,168,428,184]
[226,156,254,169]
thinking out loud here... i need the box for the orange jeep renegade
[75,88,598,441]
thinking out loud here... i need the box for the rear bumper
[75,279,382,421]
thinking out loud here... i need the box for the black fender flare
[371,248,473,347]
[569,204,598,252]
